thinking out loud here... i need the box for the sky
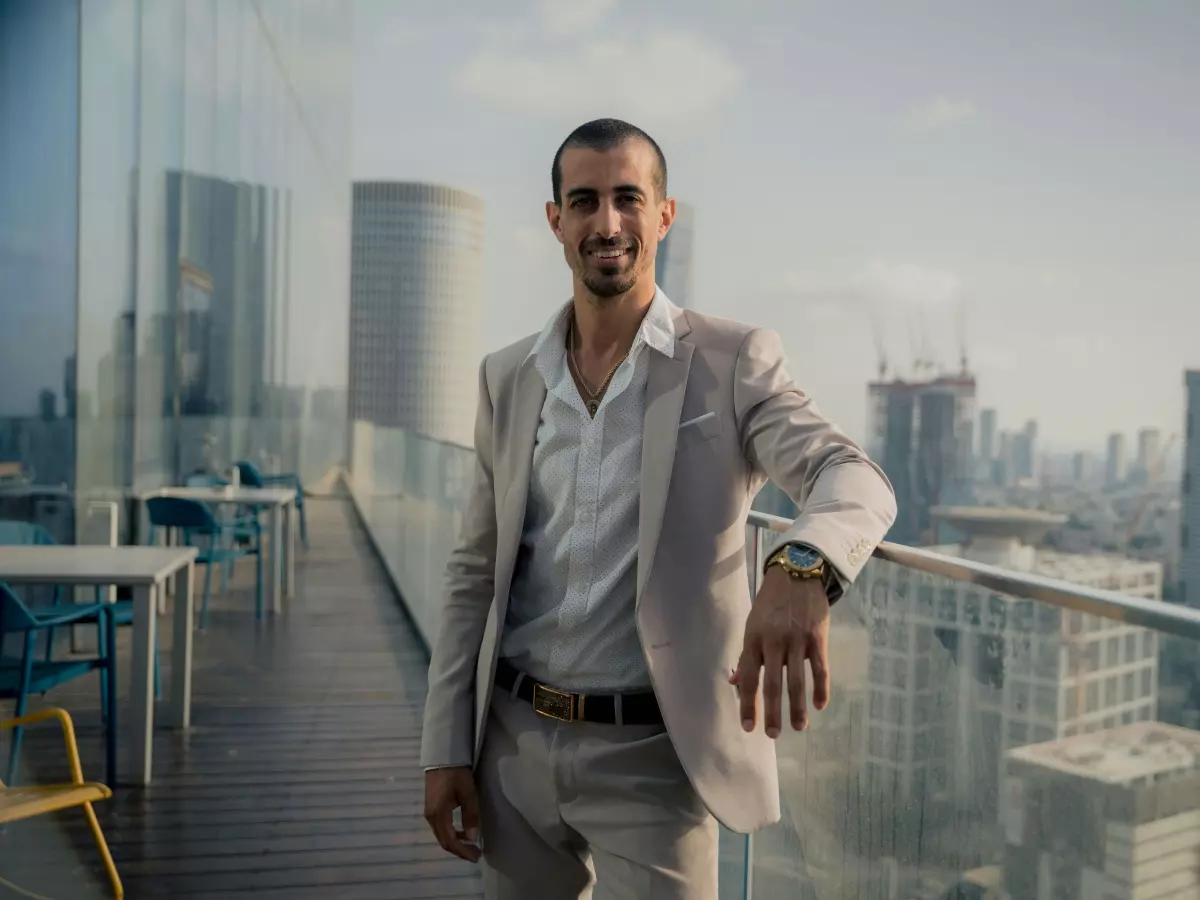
[352,0,1200,452]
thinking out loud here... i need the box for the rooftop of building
[867,373,977,391]
[1007,722,1200,784]
[932,505,1068,544]
[929,505,1162,582]
[1029,547,1162,581]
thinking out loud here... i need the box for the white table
[139,486,297,614]
[0,545,198,785]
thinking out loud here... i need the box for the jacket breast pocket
[677,411,723,444]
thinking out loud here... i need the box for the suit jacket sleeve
[734,327,897,600]
[420,357,498,768]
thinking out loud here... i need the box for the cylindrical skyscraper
[350,182,485,447]
[657,200,695,309]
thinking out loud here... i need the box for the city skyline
[353,0,1200,448]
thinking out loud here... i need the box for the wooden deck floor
[0,498,483,899]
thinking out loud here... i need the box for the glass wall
[1,0,353,543]
[0,0,80,542]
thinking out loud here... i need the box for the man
[422,118,896,899]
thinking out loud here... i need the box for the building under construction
[867,374,977,545]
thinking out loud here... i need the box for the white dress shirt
[499,289,676,692]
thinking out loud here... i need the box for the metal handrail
[747,509,1200,642]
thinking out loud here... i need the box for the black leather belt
[495,659,663,726]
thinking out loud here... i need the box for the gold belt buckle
[532,683,576,722]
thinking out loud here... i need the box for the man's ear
[658,197,676,241]
[546,200,565,245]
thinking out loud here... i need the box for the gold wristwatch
[765,543,827,580]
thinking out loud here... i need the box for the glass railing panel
[746,523,1200,900]
[718,828,751,900]
[348,420,474,646]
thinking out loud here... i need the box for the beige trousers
[478,687,719,900]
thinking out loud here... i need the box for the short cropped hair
[550,118,668,206]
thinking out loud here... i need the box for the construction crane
[956,297,970,377]
[868,304,888,382]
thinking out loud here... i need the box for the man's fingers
[809,636,831,711]
[761,638,786,738]
[426,806,458,856]
[424,773,482,864]
[787,644,808,731]
[735,647,762,731]
[439,813,481,863]
[459,780,481,843]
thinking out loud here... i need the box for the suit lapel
[637,318,693,605]
[495,360,545,603]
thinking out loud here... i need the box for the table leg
[160,528,174,612]
[129,583,157,786]
[285,500,296,598]
[271,504,283,614]
[166,563,194,729]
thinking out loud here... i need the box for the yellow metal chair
[0,708,123,899]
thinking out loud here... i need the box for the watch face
[786,544,823,569]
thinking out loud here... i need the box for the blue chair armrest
[32,603,111,629]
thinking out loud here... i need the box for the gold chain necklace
[568,316,630,418]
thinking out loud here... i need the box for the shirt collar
[526,286,677,384]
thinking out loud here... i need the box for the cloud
[901,97,979,133]
[455,32,743,126]
[850,261,961,308]
[381,21,437,49]
[536,0,618,37]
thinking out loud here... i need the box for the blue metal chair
[0,519,159,703]
[144,497,263,629]
[0,521,61,660]
[236,460,307,548]
[184,472,260,591]
[0,584,117,786]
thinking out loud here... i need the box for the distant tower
[350,182,484,446]
[1106,432,1128,488]
[979,408,997,464]
[1182,372,1200,609]
[1135,427,1162,484]
[866,373,976,545]
[1012,419,1038,483]
[657,200,695,308]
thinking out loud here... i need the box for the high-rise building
[1106,432,1128,488]
[979,407,997,465]
[1004,723,1200,899]
[1135,427,1162,484]
[657,200,695,308]
[857,507,1161,818]
[1071,450,1091,486]
[1012,419,1038,483]
[867,375,976,545]
[1182,372,1200,609]
[350,182,485,447]
[995,430,1016,486]
[0,0,353,537]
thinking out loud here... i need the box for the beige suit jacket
[419,304,897,834]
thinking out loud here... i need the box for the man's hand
[731,565,831,737]
[424,766,482,862]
